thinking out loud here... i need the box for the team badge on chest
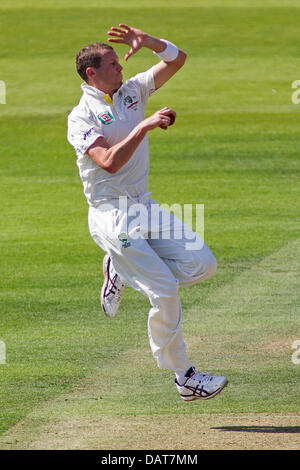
[98,111,115,125]
[124,95,138,111]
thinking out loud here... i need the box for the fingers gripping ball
[159,113,176,130]
[167,113,176,126]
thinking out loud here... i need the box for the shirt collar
[81,83,122,103]
[81,82,107,99]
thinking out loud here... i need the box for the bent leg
[88,205,191,372]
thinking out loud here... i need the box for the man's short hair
[76,42,114,82]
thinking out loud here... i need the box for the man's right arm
[87,107,176,174]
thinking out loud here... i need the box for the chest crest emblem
[124,95,138,111]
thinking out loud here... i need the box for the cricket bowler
[67,24,228,401]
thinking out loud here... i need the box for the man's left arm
[107,24,186,90]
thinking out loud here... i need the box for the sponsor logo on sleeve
[83,127,94,140]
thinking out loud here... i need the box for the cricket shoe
[175,367,228,402]
[101,255,126,318]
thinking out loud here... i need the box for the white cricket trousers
[88,197,217,373]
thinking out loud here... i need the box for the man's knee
[183,249,217,282]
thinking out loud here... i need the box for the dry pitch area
[0,410,299,450]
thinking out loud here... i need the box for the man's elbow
[101,153,120,174]
[106,164,119,174]
[101,160,119,174]
[89,147,119,174]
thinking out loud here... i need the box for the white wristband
[153,39,179,62]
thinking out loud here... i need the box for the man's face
[91,49,123,92]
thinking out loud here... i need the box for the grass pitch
[0,0,299,450]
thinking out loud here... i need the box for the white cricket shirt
[67,67,156,207]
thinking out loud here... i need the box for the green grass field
[0,0,299,450]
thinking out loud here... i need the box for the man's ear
[86,67,95,80]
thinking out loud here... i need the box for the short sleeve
[67,112,104,156]
[127,67,156,106]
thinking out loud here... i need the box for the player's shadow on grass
[212,426,300,434]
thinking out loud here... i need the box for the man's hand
[142,107,176,131]
[107,24,149,61]
[107,24,186,89]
